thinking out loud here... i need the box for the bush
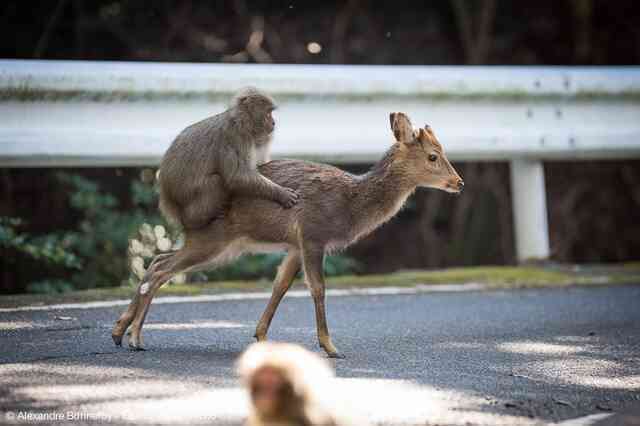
[0,217,81,270]
[0,216,82,293]
[53,172,165,289]
[202,253,359,282]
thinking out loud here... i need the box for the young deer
[112,112,464,358]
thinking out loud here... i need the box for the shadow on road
[1,286,639,424]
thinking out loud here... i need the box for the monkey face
[257,105,276,134]
[250,366,294,418]
[252,96,276,135]
[233,87,277,136]
[248,103,275,135]
[262,107,276,135]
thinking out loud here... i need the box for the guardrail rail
[2,60,640,261]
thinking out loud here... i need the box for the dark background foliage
[1,0,639,293]
[2,1,639,65]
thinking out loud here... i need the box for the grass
[1,264,639,309]
[328,266,572,288]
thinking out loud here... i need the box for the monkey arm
[228,170,293,203]
[222,143,299,208]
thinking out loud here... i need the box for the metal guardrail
[3,60,640,96]
[2,60,640,261]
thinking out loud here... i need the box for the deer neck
[350,145,416,239]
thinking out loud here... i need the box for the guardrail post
[510,159,550,262]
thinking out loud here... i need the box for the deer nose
[457,180,464,191]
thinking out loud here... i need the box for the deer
[111,112,464,358]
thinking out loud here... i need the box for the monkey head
[232,87,277,136]
[237,342,336,425]
[248,365,298,419]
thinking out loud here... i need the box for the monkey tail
[157,171,184,229]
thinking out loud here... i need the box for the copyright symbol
[5,411,15,421]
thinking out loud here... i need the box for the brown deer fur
[112,112,463,357]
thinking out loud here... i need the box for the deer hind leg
[301,244,343,358]
[254,250,301,341]
[127,246,214,350]
[111,251,177,346]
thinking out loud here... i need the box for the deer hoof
[128,332,145,351]
[327,352,346,359]
[111,333,123,347]
[128,343,146,351]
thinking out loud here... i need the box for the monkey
[158,87,299,230]
[237,342,351,426]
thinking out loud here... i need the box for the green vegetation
[329,266,573,288]
[2,264,638,309]
[3,172,358,295]
[0,217,81,271]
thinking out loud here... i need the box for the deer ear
[390,112,414,143]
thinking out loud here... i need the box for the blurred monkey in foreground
[237,342,343,426]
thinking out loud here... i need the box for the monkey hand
[277,187,300,209]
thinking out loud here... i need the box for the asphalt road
[1,285,639,425]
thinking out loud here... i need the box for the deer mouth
[445,178,464,194]
[444,183,463,194]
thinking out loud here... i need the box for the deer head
[389,112,464,194]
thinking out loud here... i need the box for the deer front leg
[255,251,301,341]
[302,245,344,359]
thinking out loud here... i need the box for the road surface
[1,284,639,425]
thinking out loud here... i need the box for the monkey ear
[237,95,249,105]
[390,112,414,143]
[232,86,258,108]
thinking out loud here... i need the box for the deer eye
[428,154,438,162]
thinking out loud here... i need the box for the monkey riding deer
[112,112,464,358]
[159,86,299,231]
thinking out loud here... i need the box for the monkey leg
[111,252,176,346]
[301,243,344,359]
[181,174,229,230]
[254,250,301,341]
